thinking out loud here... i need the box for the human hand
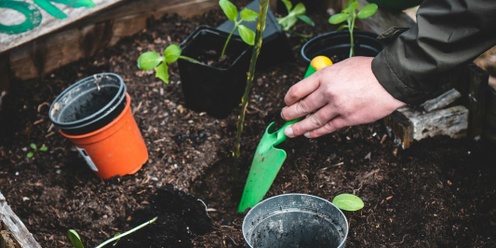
[281,56,406,138]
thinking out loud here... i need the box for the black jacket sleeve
[372,0,496,105]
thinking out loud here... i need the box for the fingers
[281,89,328,120]
[284,74,320,106]
[303,118,347,138]
[284,105,340,138]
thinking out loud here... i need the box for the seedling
[218,0,258,58]
[276,0,314,32]
[328,0,378,57]
[137,44,199,84]
[332,193,364,211]
[68,216,157,248]
[26,143,48,158]
[137,0,257,84]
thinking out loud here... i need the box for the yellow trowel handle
[304,55,333,78]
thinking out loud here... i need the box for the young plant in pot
[137,0,258,119]
[300,0,383,64]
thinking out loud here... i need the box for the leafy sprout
[276,0,315,31]
[328,0,378,57]
[219,0,258,58]
[137,0,258,84]
[137,44,199,84]
[26,143,48,158]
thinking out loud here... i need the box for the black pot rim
[300,30,384,63]
[179,25,252,71]
[48,72,126,129]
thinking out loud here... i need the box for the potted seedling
[137,0,258,119]
[217,0,298,69]
[300,0,383,63]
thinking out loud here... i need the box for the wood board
[384,63,489,149]
[0,0,124,53]
[1,192,42,248]
[0,0,217,90]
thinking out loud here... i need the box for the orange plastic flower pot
[61,93,148,179]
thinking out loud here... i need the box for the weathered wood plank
[385,103,469,149]
[0,0,124,53]
[402,105,468,140]
[0,192,42,248]
[421,88,462,112]
[384,63,489,149]
[2,0,217,81]
[460,63,490,138]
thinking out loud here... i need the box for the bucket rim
[242,193,349,248]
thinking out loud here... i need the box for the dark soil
[1,2,495,248]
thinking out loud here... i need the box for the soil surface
[1,2,496,248]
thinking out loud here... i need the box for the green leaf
[219,0,238,22]
[292,2,306,16]
[155,62,169,84]
[30,143,37,150]
[281,18,297,31]
[27,152,34,158]
[137,51,163,70]
[336,24,348,31]
[39,145,48,152]
[163,44,181,64]
[297,15,315,27]
[281,0,292,12]
[67,229,85,248]
[240,8,258,22]
[348,1,360,12]
[357,3,378,19]
[332,193,364,211]
[328,13,349,25]
[238,25,255,46]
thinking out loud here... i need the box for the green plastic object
[237,56,332,213]
[237,119,298,213]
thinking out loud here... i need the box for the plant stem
[221,27,236,58]
[348,11,356,57]
[179,55,201,64]
[95,217,157,248]
[233,0,269,174]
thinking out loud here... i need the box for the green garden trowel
[238,56,333,213]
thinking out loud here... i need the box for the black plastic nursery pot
[216,0,294,69]
[178,26,252,119]
[242,193,348,248]
[49,72,126,135]
[301,30,385,64]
